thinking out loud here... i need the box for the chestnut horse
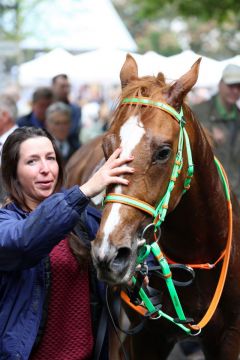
[65,135,105,206]
[91,54,240,360]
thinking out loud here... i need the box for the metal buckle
[144,304,163,320]
[141,223,161,243]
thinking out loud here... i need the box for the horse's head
[92,54,201,284]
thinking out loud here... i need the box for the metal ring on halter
[169,264,195,287]
[149,312,162,320]
[189,327,202,336]
[141,223,161,243]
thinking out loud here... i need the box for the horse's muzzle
[91,244,132,284]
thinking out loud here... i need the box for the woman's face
[17,136,59,210]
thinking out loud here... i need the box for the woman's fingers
[110,156,134,168]
[107,176,130,185]
[106,148,134,169]
[107,147,122,161]
[109,165,134,176]
[80,148,135,198]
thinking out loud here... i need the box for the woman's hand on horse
[80,148,134,198]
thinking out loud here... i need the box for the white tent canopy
[18,48,239,89]
[221,55,240,68]
[140,51,168,76]
[20,0,137,52]
[18,48,78,87]
[18,48,143,87]
[18,49,168,87]
[72,49,236,88]
[164,50,224,87]
[74,48,143,84]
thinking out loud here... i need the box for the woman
[0,127,134,359]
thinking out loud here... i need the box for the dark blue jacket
[0,186,100,360]
[17,112,44,129]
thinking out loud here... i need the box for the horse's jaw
[91,235,141,285]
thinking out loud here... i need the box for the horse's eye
[152,146,171,164]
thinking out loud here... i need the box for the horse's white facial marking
[99,115,145,257]
[119,115,145,158]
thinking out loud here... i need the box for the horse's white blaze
[119,115,145,158]
[100,116,145,256]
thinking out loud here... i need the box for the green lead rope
[151,243,187,321]
[134,156,230,335]
[131,275,191,333]
[134,242,191,334]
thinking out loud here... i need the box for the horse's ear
[120,54,138,88]
[167,58,201,110]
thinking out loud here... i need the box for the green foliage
[133,0,239,23]
[0,0,47,41]
[113,0,240,58]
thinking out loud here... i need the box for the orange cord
[191,162,232,330]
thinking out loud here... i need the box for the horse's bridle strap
[121,97,184,124]
[164,249,226,270]
[105,193,156,216]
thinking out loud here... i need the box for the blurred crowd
[192,64,240,199]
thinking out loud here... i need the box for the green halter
[105,97,194,229]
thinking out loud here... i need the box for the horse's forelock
[120,76,170,100]
[112,76,172,125]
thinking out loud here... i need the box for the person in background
[0,94,18,159]
[0,94,18,204]
[192,63,240,198]
[45,102,74,164]
[52,74,81,151]
[0,126,134,359]
[17,87,53,129]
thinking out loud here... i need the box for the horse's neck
[161,120,229,263]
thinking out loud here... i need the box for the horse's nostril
[111,247,131,272]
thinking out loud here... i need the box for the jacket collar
[5,202,29,216]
